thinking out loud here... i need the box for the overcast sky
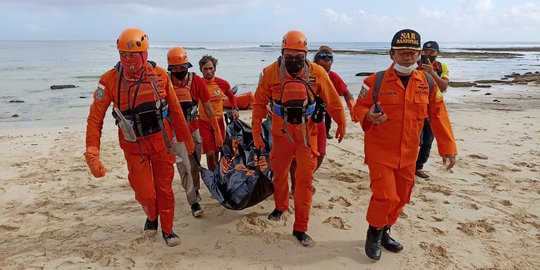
[1,0,539,42]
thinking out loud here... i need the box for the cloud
[24,23,41,31]
[324,8,353,24]
[419,6,445,19]
[461,0,493,15]
[1,0,263,16]
[504,2,540,23]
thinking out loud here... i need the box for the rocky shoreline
[449,71,540,88]
[310,46,540,60]
[354,71,540,88]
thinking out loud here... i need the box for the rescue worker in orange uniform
[85,28,194,247]
[353,29,457,260]
[198,55,239,172]
[166,47,223,218]
[289,45,359,197]
[252,30,347,247]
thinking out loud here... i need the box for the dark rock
[470,89,481,92]
[9,99,24,103]
[449,81,476,87]
[79,96,87,99]
[493,99,500,102]
[355,72,375,77]
[485,93,492,95]
[50,84,77,90]
[474,80,504,84]
[476,85,492,88]
[11,114,19,118]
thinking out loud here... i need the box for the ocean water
[1,41,539,128]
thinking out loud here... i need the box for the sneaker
[191,202,204,218]
[293,230,316,247]
[143,218,158,235]
[162,231,180,247]
[267,209,283,221]
[326,133,333,139]
[415,169,430,179]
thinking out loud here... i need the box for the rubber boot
[365,225,383,260]
[381,226,403,252]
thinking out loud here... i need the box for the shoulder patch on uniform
[359,83,369,99]
[95,88,105,100]
[308,76,316,84]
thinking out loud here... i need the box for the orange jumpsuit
[252,61,346,232]
[353,66,457,228]
[86,62,193,234]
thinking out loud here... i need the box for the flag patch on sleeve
[359,83,370,99]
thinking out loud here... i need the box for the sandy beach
[1,83,539,269]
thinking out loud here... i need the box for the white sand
[1,84,539,269]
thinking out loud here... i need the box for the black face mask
[284,60,304,75]
[428,55,437,63]
[172,71,188,80]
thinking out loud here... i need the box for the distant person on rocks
[353,29,457,261]
[415,41,450,179]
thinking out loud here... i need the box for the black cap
[423,41,439,51]
[167,62,193,71]
[391,29,421,51]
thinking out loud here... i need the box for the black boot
[365,226,383,260]
[143,218,158,235]
[381,226,403,252]
[267,209,283,221]
[293,230,315,247]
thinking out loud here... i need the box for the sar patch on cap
[391,29,421,51]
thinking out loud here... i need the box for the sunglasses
[318,53,333,60]
[283,54,306,62]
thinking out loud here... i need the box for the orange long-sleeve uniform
[353,65,457,227]
[85,62,193,234]
[252,61,346,232]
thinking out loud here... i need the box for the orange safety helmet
[117,28,149,52]
[281,30,308,52]
[167,47,193,68]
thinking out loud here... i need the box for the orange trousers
[270,119,317,232]
[366,161,415,228]
[121,128,176,234]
